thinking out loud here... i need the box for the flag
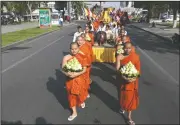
[83,8,89,16]
[88,9,92,17]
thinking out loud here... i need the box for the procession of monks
[61,11,141,125]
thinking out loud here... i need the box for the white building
[47,2,55,9]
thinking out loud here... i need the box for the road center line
[2,36,64,73]
[132,41,179,85]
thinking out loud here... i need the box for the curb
[1,23,75,52]
[130,24,174,43]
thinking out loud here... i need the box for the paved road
[130,22,179,43]
[2,22,39,34]
[1,21,179,124]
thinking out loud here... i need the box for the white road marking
[2,36,64,73]
[132,41,179,85]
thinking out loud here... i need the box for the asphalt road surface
[1,21,179,124]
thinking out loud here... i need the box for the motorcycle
[172,33,179,44]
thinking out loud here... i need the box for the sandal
[68,114,77,121]
[119,109,125,114]
[87,94,90,98]
[127,120,135,125]
[81,102,85,109]
[90,79,92,84]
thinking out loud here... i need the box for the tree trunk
[78,15,81,20]
[172,8,178,28]
[27,2,33,22]
[147,9,151,23]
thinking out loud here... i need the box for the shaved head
[124,42,132,55]
[70,42,78,49]
[124,42,132,47]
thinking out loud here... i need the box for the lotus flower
[63,57,83,72]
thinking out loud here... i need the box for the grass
[2,26,60,47]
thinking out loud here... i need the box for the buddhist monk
[62,42,89,121]
[76,36,92,98]
[84,26,95,46]
[93,19,100,32]
[80,33,93,63]
[115,42,141,125]
[116,29,131,44]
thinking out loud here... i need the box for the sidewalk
[130,22,179,43]
[2,21,71,34]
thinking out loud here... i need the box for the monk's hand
[127,78,137,83]
[69,72,78,78]
[119,54,124,60]
[67,72,73,77]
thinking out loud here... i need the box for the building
[47,2,55,9]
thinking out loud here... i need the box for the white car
[164,15,179,22]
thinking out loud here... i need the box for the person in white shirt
[86,21,94,32]
[121,25,127,35]
[116,23,121,37]
[97,22,106,32]
[59,17,63,26]
[111,24,117,40]
[105,25,113,40]
[73,26,83,42]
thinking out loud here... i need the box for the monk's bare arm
[61,56,70,76]
[116,55,121,70]
[135,56,141,73]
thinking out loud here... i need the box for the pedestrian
[61,42,89,121]
[59,16,63,27]
[76,36,92,98]
[115,42,141,125]
[73,26,83,42]
[97,22,106,32]
[67,16,71,23]
[84,26,95,46]
[112,24,117,40]
[115,30,131,45]
[120,25,127,35]
[105,24,113,41]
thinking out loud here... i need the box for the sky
[86,2,125,9]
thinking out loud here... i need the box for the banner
[39,8,51,28]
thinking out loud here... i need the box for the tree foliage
[1,1,40,15]
[72,1,84,15]
[134,1,179,28]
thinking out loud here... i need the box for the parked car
[162,15,179,22]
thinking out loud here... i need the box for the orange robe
[85,41,93,63]
[79,43,92,88]
[116,36,131,44]
[65,53,89,108]
[119,52,141,111]
[86,33,94,46]
[116,36,135,53]
[93,21,100,31]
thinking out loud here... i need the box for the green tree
[169,1,179,28]
[26,1,40,21]
[72,1,86,20]
[134,1,179,28]
[13,2,28,15]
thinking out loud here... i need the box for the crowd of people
[61,10,141,125]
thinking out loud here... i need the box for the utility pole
[69,1,71,18]
[83,1,85,19]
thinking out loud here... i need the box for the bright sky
[86,2,123,9]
